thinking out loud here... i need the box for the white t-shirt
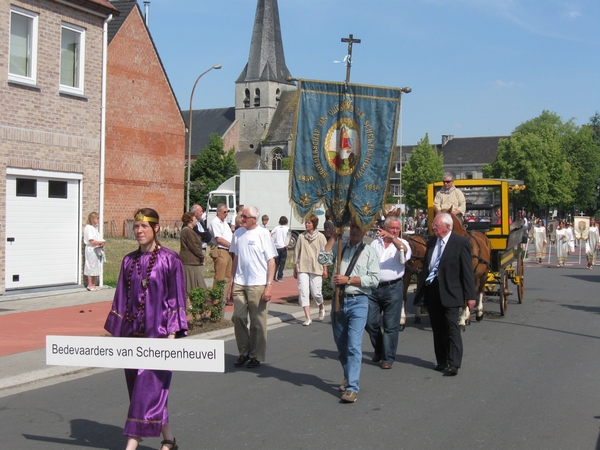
[271,225,289,249]
[370,237,411,282]
[209,217,233,249]
[231,226,277,286]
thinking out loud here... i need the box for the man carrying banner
[318,220,380,403]
[289,78,407,400]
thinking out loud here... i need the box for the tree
[562,125,600,214]
[401,133,444,211]
[589,111,600,146]
[483,111,578,214]
[187,133,238,208]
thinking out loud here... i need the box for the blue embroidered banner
[290,80,403,229]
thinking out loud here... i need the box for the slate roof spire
[237,0,293,84]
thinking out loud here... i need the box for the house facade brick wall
[0,0,108,294]
[104,4,185,233]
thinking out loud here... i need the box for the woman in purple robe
[105,208,187,450]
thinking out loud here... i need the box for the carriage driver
[364,217,411,370]
[433,174,466,220]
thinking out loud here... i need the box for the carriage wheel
[499,272,509,316]
[516,253,524,304]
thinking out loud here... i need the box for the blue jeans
[365,280,403,365]
[331,294,369,393]
[275,248,287,281]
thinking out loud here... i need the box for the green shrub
[188,280,226,327]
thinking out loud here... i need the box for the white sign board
[46,336,224,373]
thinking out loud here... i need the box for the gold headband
[134,212,158,223]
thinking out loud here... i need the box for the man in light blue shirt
[318,220,380,403]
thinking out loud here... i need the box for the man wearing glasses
[228,206,277,369]
[208,203,234,290]
[433,173,466,219]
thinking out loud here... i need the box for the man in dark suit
[414,212,476,376]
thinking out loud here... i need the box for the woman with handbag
[294,214,328,325]
[83,212,104,291]
[179,212,207,292]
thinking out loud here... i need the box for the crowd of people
[83,196,598,449]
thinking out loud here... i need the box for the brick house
[0,0,117,294]
[105,0,185,235]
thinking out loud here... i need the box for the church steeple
[237,0,293,84]
[235,0,296,156]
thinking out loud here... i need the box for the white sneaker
[302,319,312,326]
[318,309,325,321]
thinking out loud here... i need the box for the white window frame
[8,6,39,86]
[59,22,86,95]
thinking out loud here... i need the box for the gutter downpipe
[99,13,113,287]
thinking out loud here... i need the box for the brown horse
[400,233,428,329]
[440,208,491,328]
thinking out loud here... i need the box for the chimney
[144,1,150,27]
[441,134,454,147]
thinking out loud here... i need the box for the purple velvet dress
[104,247,188,438]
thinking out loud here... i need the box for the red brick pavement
[0,277,300,357]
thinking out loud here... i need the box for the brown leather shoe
[372,353,382,363]
[381,362,392,369]
[341,390,358,403]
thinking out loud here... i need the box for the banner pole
[333,233,343,323]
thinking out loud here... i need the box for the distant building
[389,135,509,200]
[105,0,186,235]
[0,0,117,293]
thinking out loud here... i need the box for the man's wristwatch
[267,281,273,286]
[346,277,352,286]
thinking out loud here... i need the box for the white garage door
[5,169,82,290]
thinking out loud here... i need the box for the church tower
[235,0,296,155]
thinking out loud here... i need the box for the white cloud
[494,80,523,88]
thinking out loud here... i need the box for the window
[9,7,38,85]
[48,180,68,198]
[254,88,260,106]
[16,178,37,197]
[244,89,250,108]
[60,23,85,95]
[271,149,283,170]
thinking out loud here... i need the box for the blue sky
[141,0,600,145]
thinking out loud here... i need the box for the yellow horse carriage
[427,179,527,316]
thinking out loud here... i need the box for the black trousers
[424,278,463,368]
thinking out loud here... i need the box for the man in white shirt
[228,206,277,369]
[271,216,290,282]
[365,217,411,369]
[208,203,233,289]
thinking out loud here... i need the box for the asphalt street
[1,260,599,450]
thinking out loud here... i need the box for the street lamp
[186,63,222,212]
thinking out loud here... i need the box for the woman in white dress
[83,212,104,291]
[293,214,328,326]
[555,221,569,267]
[586,218,599,270]
[531,219,547,264]
[566,222,575,253]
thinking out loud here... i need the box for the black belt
[341,293,364,299]
[379,278,402,287]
